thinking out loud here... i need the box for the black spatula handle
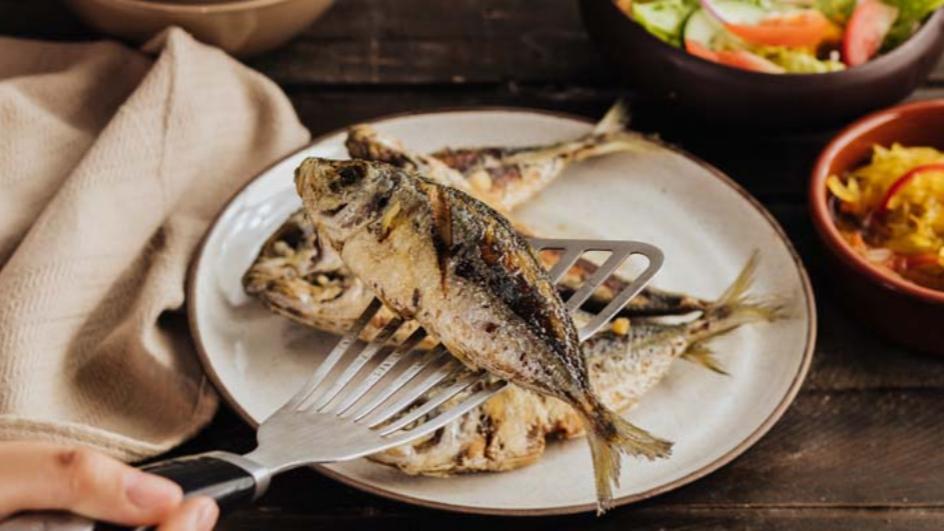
[0,451,269,531]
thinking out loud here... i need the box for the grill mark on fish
[369,255,783,478]
[427,185,454,290]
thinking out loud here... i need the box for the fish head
[295,157,394,238]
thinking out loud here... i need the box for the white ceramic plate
[188,109,815,515]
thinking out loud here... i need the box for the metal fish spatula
[3,237,661,531]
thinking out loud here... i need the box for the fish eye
[331,163,366,192]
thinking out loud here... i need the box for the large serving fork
[2,237,661,531]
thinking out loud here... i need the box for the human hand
[0,441,218,530]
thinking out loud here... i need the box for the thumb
[0,442,183,526]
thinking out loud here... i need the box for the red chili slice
[903,253,942,269]
[877,163,944,213]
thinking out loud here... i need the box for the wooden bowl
[810,99,944,354]
[578,0,944,128]
[63,0,334,57]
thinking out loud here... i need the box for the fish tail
[504,101,652,165]
[592,100,631,135]
[682,251,789,371]
[714,250,760,308]
[584,406,673,514]
[706,250,789,326]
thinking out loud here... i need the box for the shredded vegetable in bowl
[827,143,944,290]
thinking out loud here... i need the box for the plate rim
[186,106,817,516]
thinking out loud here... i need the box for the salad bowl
[810,99,944,355]
[579,0,944,128]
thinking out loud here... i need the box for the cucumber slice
[683,8,723,47]
[632,0,699,46]
[682,1,768,48]
[702,0,768,25]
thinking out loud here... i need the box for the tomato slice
[686,40,786,73]
[715,50,786,72]
[726,9,840,48]
[685,40,721,61]
[878,163,944,213]
[842,0,899,67]
[903,253,943,269]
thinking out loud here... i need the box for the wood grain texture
[218,507,944,531]
[4,0,944,528]
[168,385,944,528]
[4,0,942,86]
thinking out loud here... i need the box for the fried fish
[347,101,651,213]
[244,110,707,340]
[372,254,782,476]
[295,157,672,512]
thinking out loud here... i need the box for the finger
[0,441,182,525]
[157,496,218,531]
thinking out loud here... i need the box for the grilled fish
[242,209,711,342]
[295,157,672,512]
[347,101,652,213]
[372,255,782,475]
[244,109,707,338]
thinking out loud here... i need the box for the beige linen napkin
[0,28,310,461]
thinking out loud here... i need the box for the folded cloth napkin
[0,28,310,461]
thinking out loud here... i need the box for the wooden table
[4,1,944,529]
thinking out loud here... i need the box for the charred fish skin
[241,209,374,333]
[244,103,703,337]
[371,254,783,478]
[345,125,474,196]
[242,207,711,340]
[296,157,671,512]
[347,101,651,213]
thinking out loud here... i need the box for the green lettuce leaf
[757,46,848,72]
[882,0,944,48]
[632,0,700,46]
[816,0,857,23]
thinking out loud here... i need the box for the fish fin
[681,344,729,375]
[586,409,673,514]
[688,251,789,344]
[708,250,790,323]
[715,250,760,308]
[592,100,631,135]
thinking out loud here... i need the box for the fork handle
[140,451,268,511]
[0,452,270,531]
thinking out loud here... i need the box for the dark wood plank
[219,506,944,531]
[4,0,942,88]
[173,385,944,528]
[249,0,612,86]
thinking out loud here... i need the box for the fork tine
[376,371,485,436]
[284,298,383,412]
[362,355,462,428]
[334,327,429,417]
[311,316,406,413]
[347,345,450,421]
[384,380,508,445]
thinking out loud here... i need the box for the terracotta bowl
[579,0,944,128]
[810,99,944,354]
[63,0,334,57]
